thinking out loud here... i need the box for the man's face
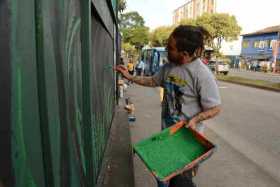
[166,36,182,64]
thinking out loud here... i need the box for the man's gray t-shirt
[152,58,221,131]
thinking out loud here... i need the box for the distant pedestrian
[136,60,145,76]
[120,57,125,65]
[116,25,221,187]
[127,59,134,76]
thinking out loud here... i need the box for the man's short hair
[171,25,211,56]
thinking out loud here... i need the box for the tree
[178,18,196,26]
[119,11,145,29]
[122,26,149,49]
[150,26,174,47]
[149,19,196,47]
[196,13,241,52]
[118,0,126,13]
[122,42,137,58]
[119,11,149,52]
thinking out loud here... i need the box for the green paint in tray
[134,128,207,180]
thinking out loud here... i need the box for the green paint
[66,17,81,83]
[104,64,113,70]
[134,128,207,180]
[15,66,27,186]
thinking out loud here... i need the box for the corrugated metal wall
[0,0,119,186]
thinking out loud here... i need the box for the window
[254,41,260,48]
[242,40,250,48]
[259,41,267,49]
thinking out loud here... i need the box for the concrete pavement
[127,85,161,187]
[126,83,280,187]
[97,106,134,187]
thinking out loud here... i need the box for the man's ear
[182,51,189,56]
[195,48,203,57]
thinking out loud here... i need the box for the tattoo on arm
[131,76,158,87]
[194,106,221,123]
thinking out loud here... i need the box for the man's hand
[115,65,133,80]
[115,65,158,87]
[185,118,197,129]
[185,106,221,129]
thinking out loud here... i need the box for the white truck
[208,60,229,75]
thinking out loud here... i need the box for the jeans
[156,168,197,187]
[157,180,169,187]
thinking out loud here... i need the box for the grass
[216,75,280,92]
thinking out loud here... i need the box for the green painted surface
[134,128,207,180]
[8,0,117,186]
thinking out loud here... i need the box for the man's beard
[168,56,183,65]
[168,55,180,65]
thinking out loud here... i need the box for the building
[241,25,280,71]
[173,0,217,24]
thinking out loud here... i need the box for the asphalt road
[195,81,280,187]
[127,82,280,187]
[229,69,280,83]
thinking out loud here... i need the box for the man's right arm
[130,76,158,87]
[116,65,158,87]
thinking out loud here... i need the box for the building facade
[241,25,280,71]
[173,0,216,24]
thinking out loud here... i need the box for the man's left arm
[188,68,222,128]
[188,105,221,128]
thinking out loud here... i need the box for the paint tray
[133,125,216,182]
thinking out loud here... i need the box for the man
[116,25,221,187]
[135,59,145,76]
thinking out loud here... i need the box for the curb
[217,79,280,93]
[96,105,134,187]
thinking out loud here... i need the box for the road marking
[219,86,228,89]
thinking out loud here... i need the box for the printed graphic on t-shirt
[163,74,188,126]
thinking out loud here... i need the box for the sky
[126,0,280,55]
[126,0,280,34]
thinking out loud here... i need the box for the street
[229,69,280,83]
[127,82,280,187]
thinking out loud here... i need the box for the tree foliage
[149,13,241,53]
[178,18,196,26]
[122,26,149,48]
[119,11,149,51]
[119,11,145,29]
[118,0,126,13]
[196,13,241,51]
[122,42,137,58]
[150,26,174,47]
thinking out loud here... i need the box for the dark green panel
[91,8,115,185]
[40,0,62,186]
[6,0,118,186]
[10,0,45,186]
[0,0,13,186]
[81,1,94,187]
[92,0,114,38]
[41,0,86,186]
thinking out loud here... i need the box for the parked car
[208,60,216,72]
[216,61,229,75]
[208,60,229,75]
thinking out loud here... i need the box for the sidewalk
[97,106,134,187]
[126,85,162,187]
